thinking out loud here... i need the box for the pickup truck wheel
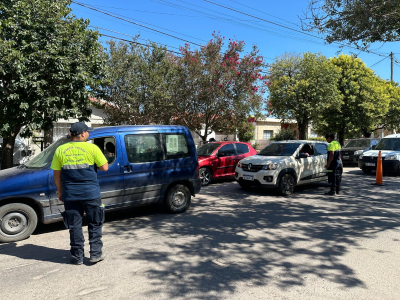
[278,173,295,196]
[199,167,212,186]
[165,184,191,213]
[362,168,372,174]
[0,203,38,243]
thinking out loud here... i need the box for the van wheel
[0,203,38,243]
[165,184,191,213]
[278,173,295,196]
[199,168,212,186]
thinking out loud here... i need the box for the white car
[235,140,339,195]
[358,133,400,175]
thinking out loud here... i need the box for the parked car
[197,141,257,186]
[0,125,201,243]
[235,140,342,195]
[341,138,380,164]
[358,133,400,175]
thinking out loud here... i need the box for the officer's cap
[69,122,93,136]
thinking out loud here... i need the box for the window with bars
[263,130,273,140]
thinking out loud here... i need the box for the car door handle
[121,165,132,173]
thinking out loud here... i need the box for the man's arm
[53,170,63,202]
[97,162,109,172]
[325,151,334,169]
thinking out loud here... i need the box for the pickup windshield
[344,139,371,148]
[197,143,221,156]
[26,137,70,168]
[375,138,400,151]
[258,143,301,156]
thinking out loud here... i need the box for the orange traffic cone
[375,150,383,185]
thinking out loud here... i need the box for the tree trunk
[361,128,372,138]
[44,128,53,148]
[1,127,21,170]
[337,130,345,146]
[297,119,308,140]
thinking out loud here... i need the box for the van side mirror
[371,145,376,150]
[298,153,308,159]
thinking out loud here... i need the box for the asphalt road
[1,167,400,300]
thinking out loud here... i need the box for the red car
[197,141,257,186]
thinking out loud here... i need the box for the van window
[92,137,116,165]
[164,134,190,160]
[315,143,328,155]
[236,143,249,154]
[125,134,163,163]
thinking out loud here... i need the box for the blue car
[0,125,201,243]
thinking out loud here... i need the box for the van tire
[165,184,191,213]
[278,173,295,196]
[0,203,38,243]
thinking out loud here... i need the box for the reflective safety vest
[327,140,341,169]
[51,141,107,201]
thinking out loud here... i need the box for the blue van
[0,125,201,243]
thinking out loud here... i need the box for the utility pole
[390,52,393,82]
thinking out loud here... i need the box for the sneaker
[70,257,83,265]
[324,190,336,196]
[89,253,106,264]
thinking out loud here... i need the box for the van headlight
[262,163,278,170]
[386,155,400,161]
[237,161,242,168]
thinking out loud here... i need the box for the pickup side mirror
[297,153,308,159]
[371,145,376,150]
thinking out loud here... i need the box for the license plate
[243,175,254,181]
[343,156,349,159]
[365,163,375,167]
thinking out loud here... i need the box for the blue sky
[71,0,400,83]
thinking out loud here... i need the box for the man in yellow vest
[51,122,109,265]
[324,133,342,195]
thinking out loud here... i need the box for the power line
[72,1,203,46]
[89,26,181,50]
[98,33,183,55]
[370,55,389,68]
[204,0,388,57]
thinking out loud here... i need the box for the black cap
[69,122,93,136]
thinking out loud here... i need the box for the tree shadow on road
[101,169,400,299]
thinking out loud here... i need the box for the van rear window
[164,134,190,160]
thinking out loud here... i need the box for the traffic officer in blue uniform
[324,133,342,195]
[51,122,109,265]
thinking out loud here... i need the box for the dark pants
[328,168,341,191]
[62,198,104,262]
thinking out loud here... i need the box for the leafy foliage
[171,33,268,141]
[270,128,296,141]
[0,0,105,169]
[237,122,255,142]
[302,0,400,49]
[268,52,341,140]
[98,39,177,125]
[313,55,391,144]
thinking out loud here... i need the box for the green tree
[171,33,268,142]
[302,0,400,49]
[268,52,341,140]
[237,121,255,142]
[98,39,177,125]
[271,128,296,141]
[0,0,105,169]
[313,55,391,144]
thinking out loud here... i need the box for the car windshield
[258,143,301,156]
[26,137,70,168]
[344,139,371,148]
[197,143,221,156]
[375,138,400,151]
